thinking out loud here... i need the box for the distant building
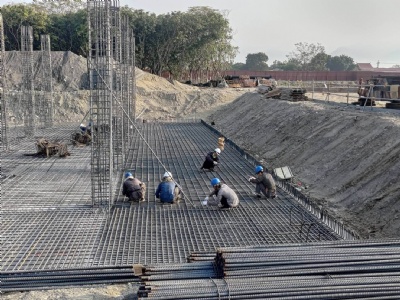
[355,63,400,72]
[355,63,374,71]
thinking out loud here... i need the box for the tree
[286,42,325,70]
[1,4,50,50]
[231,62,246,70]
[327,55,356,71]
[48,9,87,55]
[245,52,268,71]
[309,52,330,71]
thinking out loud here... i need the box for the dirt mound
[207,93,400,238]
[4,51,246,124]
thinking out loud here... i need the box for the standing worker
[200,148,221,171]
[217,136,225,151]
[122,172,146,202]
[248,165,276,199]
[155,171,182,204]
[203,178,239,209]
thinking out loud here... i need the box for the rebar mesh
[1,122,345,272]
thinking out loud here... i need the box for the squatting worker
[248,165,276,199]
[122,172,146,202]
[200,148,221,171]
[204,178,239,209]
[155,171,182,204]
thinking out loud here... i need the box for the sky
[1,0,399,67]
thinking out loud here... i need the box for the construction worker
[122,172,146,202]
[200,148,221,171]
[155,171,182,204]
[203,178,239,209]
[217,136,225,151]
[248,165,276,199]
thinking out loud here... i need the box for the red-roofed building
[355,63,374,71]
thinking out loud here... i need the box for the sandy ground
[3,51,400,299]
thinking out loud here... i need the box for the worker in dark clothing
[122,172,146,202]
[155,171,182,204]
[203,178,239,208]
[248,165,276,199]
[200,148,221,171]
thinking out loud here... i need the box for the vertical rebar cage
[21,26,35,136]
[88,0,124,209]
[0,13,9,150]
[40,34,53,128]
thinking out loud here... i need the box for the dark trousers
[220,196,230,208]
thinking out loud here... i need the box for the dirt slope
[207,92,400,238]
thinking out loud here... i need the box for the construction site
[1,1,400,299]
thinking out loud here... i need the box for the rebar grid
[20,26,35,136]
[1,122,343,273]
[0,12,9,150]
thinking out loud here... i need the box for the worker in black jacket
[200,148,221,171]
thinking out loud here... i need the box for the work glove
[202,197,209,206]
[213,161,218,165]
[248,177,255,182]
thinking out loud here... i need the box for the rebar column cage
[110,2,124,171]
[39,34,53,128]
[0,13,9,150]
[21,26,35,136]
[88,0,123,209]
[121,15,134,140]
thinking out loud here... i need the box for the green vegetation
[1,1,356,73]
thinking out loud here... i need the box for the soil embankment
[207,92,400,238]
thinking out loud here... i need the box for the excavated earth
[3,51,400,299]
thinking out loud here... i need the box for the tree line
[233,43,357,72]
[0,1,237,79]
[0,1,359,76]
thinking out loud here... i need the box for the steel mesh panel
[1,122,342,272]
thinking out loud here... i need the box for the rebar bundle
[0,265,140,293]
[138,239,400,299]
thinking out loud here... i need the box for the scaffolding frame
[21,26,35,136]
[39,34,54,127]
[0,13,9,150]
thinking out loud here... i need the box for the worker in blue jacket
[155,171,182,204]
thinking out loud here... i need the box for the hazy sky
[1,0,399,67]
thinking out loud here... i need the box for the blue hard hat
[211,178,220,187]
[255,165,264,174]
[125,172,133,178]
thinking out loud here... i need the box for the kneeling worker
[123,172,146,202]
[204,178,239,208]
[155,171,182,204]
[249,165,276,199]
[200,148,221,171]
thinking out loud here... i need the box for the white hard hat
[80,123,85,127]
[163,171,172,178]
[215,148,221,154]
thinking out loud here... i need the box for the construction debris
[72,131,91,145]
[260,86,309,101]
[36,138,70,157]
